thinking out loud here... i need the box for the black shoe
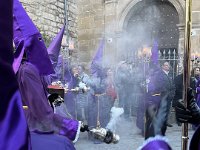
[167,123,173,127]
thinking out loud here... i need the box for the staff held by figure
[182,0,192,150]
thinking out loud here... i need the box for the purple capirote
[47,25,65,69]
[13,0,54,76]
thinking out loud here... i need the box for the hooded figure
[45,25,66,85]
[12,0,81,146]
[90,39,104,77]
[47,25,65,69]
[0,0,30,149]
[13,0,54,75]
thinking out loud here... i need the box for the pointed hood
[151,40,159,65]
[13,0,54,75]
[90,39,104,77]
[47,25,65,68]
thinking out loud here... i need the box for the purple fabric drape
[31,132,75,150]
[0,0,31,149]
[0,89,31,150]
[190,125,200,150]
[17,62,79,141]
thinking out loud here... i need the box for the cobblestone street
[75,117,194,150]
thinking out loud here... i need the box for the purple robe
[136,67,162,132]
[0,0,30,149]
[196,87,200,107]
[87,76,112,128]
[17,61,80,142]
[195,79,200,107]
[136,94,146,132]
[0,62,31,149]
[147,69,163,106]
[31,132,75,150]
[64,76,79,119]
[190,125,200,150]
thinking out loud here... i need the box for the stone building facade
[20,0,78,61]
[20,0,200,68]
[77,0,200,68]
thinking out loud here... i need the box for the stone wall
[77,0,118,68]
[18,0,200,66]
[77,0,105,67]
[77,0,200,66]
[20,0,78,51]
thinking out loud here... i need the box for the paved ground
[75,117,194,150]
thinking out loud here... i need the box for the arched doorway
[115,0,181,130]
[118,0,179,64]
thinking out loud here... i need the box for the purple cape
[17,61,80,142]
[31,132,75,150]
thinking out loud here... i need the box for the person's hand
[48,93,59,103]
[80,123,89,132]
[175,88,200,124]
[175,99,192,123]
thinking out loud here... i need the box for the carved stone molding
[117,0,184,31]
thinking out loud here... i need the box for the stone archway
[118,0,184,31]
[116,0,184,61]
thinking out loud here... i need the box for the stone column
[177,24,185,54]
[176,24,184,73]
